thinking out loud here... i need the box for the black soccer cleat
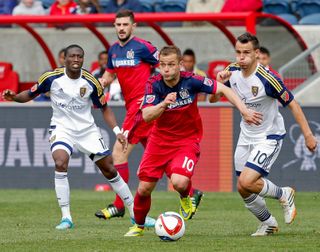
[95,204,125,219]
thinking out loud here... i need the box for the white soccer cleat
[251,216,278,237]
[279,187,296,224]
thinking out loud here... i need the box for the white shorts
[234,139,283,177]
[49,124,111,162]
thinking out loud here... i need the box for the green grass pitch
[0,190,319,252]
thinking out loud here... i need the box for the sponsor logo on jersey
[204,78,213,87]
[145,95,155,103]
[280,91,290,102]
[179,89,190,99]
[251,86,259,97]
[126,49,135,59]
[30,84,38,93]
[168,97,193,109]
[80,87,87,97]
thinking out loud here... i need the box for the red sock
[134,192,151,226]
[113,162,129,209]
[188,184,195,197]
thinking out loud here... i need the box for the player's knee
[137,184,153,196]
[112,143,127,164]
[54,159,68,172]
[171,179,189,193]
[238,176,253,191]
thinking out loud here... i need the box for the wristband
[112,126,121,135]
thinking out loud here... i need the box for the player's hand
[242,109,263,126]
[2,89,16,101]
[305,134,318,152]
[116,133,128,153]
[216,70,231,83]
[162,92,177,107]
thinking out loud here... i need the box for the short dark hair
[64,44,84,56]
[237,32,260,50]
[58,48,66,56]
[115,9,135,23]
[183,48,195,58]
[160,45,182,61]
[98,50,108,59]
[259,46,270,56]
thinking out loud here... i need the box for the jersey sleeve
[28,71,53,97]
[86,73,107,108]
[263,72,294,107]
[141,42,159,66]
[106,50,115,74]
[142,78,161,108]
[192,75,217,94]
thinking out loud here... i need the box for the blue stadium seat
[139,0,156,12]
[263,0,291,14]
[100,0,110,13]
[154,0,187,13]
[263,0,298,25]
[296,0,320,17]
[299,13,320,24]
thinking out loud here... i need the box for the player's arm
[142,92,176,123]
[288,99,317,152]
[99,70,116,88]
[208,70,232,103]
[215,82,263,126]
[101,105,128,152]
[2,89,34,103]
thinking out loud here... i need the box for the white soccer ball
[155,211,185,241]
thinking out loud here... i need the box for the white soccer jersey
[226,63,294,144]
[29,67,106,132]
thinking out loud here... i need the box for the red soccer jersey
[106,37,159,110]
[142,72,217,146]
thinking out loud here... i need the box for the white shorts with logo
[49,124,111,162]
[234,139,283,177]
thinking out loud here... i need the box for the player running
[211,33,318,236]
[124,45,262,237]
[95,9,203,224]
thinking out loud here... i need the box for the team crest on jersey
[281,91,290,102]
[30,84,38,92]
[203,78,213,87]
[80,87,87,97]
[50,135,56,143]
[145,95,155,103]
[251,86,259,97]
[179,89,190,99]
[126,49,135,59]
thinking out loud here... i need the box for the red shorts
[138,141,200,182]
[123,107,154,147]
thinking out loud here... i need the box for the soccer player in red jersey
[95,10,204,223]
[124,45,263,236]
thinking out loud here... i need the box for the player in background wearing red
[95,10,204,224]
[124,45,263,236]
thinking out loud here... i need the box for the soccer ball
[155,211,185,241]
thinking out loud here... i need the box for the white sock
[259,178,283,200]
[108,172,134,219]
[55,171,72,221]
[244,194,271,222]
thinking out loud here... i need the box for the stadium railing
[0,12,310,70]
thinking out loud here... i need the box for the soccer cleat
[124,224,144,237]
[131,216,156,228]
[95,204,125,219]
[179,196,193,220]
[191,189,204,215]
[55,218,74,230]
[279,187,296,224]
[251,216,278,236]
